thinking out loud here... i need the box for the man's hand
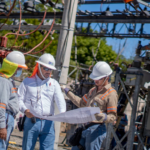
[0,128,7,140]
[94,113,104,122]
[61,85,66,93]
[61,86,70,95]
[25,109,34,118]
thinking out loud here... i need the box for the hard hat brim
[89,70,112,80]
[18,64,28,69]
[36,61,56,70]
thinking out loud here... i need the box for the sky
[79,3,150,59]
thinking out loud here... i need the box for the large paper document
[34,107,100,124]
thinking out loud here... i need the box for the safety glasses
[41,65,52,71]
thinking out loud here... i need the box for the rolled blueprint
[34,107,100,124]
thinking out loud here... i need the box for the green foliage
[71,36,117,66]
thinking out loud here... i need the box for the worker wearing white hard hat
[0,51,27,150]
[18,53,66,150]
[62,61,118,150]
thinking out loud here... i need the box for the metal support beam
[75,16,150,23]
[119,75,133,107]
[105,123,112,150]
[127,74,142,150]
[0,25,61,31]
[0,12,62,19]
[115,72,120,91]
[110,125,124,150]
[74,33,150,39]
[78,0,150,4]
[113,131,130,150]
[0,13,150,23]
[137,0,150,7]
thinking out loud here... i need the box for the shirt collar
[35,74,50,83]
[95,83,112,93]
[103,83,112,90]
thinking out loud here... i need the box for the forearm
[67,91,84,108]
[106,113,116,123]
[95,113,116,123]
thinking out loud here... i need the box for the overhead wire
[31,40,52,54]
[0,0,17,30]
[11,41,24,49]
[1,1,55,56]
[115,38,127,62]
[0,0,16,16]
[23,11,55,55]
[12,37,53,55]
[4,1,55,55]
[11,0,22,48]
[0,0,56,67]
[4,10,47,37]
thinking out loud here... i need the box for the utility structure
[53,0,78,149]
[1,0,150,149]
[103,41,150,150]
[0,1,150,39]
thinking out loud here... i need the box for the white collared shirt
[18,74,66,118]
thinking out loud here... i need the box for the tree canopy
[71,37,117,66]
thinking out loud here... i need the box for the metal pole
[114,72,119,91]
[127,74,142,150]
[53,0,78,149]
[75,35,78,84]
[53,0,70,81]
[59,0,78,84]
[105,123,112,150]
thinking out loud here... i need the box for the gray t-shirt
[0,77,19,128]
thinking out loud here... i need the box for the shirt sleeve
[7,80,19,115]
[17,80,28,113]
[0,80,10,128]
[105,92,118,123]
[54,81,66,113]
[95,91,118,123]
[67,91,88,108]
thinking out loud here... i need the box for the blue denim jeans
[23,117,55,150]
[0,113,14,150]
[72,124,106,150]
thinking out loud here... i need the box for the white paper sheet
[34,107,100,124]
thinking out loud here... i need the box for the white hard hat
[36,53,56,70]
[90,61,112,80]
[6,51,28,69]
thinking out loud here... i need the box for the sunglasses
[41,65,52,71]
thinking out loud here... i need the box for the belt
[6,110,16,118]
[85,122,103,129]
